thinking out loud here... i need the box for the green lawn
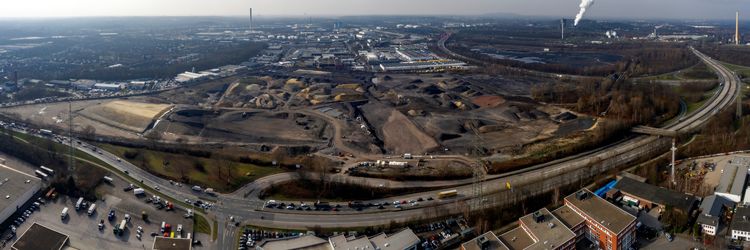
[96,143,284,192]
[194,214,211,234]
[722,62,750,78]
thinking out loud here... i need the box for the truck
[204,188,215,196]
[113,219,126,236]
[60,207,68,220]
[160,222,166,233]
[191,186,202,192]
[437,190,458,199]
[75,197,84,210]
[34,170,48,180]
[133,188,145,196]
[39,129,52,136]
[103,176,114,183]
[87,204,96,216]
[39,166,55,175]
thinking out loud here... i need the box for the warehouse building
[11,223,69,250]
[611,176,698,216]
[0,164,42,225]
[715,161,749,203]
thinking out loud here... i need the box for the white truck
[61,207,68,220]
[191,186,202,192]
[75,197,84,210]
[103,176,114,183]
[133,188,145,196]
[87,204,96,216]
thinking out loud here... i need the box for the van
[61,207,68,220]
[87,204,96,216]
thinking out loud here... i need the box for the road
[0,48,739,249]
[126,48,742,230]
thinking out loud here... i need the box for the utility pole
[68,101,75,172]
[670,138,676,184]
[469,120,486,213]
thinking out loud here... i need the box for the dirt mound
[79,100,172,133]
[471,95,506,107]
[382,109,439,154]
[554,112,578,121]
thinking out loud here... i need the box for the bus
[39,166,55,175]
[437,190,458,199]
[34,170,48,180]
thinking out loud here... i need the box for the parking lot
[0,175,196,250]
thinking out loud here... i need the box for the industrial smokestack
[574,0,595,26]
[249,8,253,32]
[737,11,741,45]
[561,19,565,41]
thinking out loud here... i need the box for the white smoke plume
[574,0,595,26]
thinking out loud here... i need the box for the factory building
[0,164,42,226]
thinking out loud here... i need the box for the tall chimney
[737,11,741,45]
[561,19,565,41]
[249,8,253,32]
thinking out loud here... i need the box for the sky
[1,0,748,21]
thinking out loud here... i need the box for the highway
[0,48,739,249]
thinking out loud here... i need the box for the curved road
[76,47,739,229]
[3,48,738,248]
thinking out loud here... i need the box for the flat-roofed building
[11,223,69,250]
[612,176,698,216]
[0,164,42,225]
[564,189,637,250]
[519,208,576,250]
[460,231,509,250]
[552,205,586,241]
[369,228,420,250]
[499,227,534,250]
[152,237,192,250]
[256,235,329,250]
[329,228,419,250]
[715,157,750,203]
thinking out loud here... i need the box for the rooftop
[368,228,420,250]
[731,206,750,232]
[257,235,329,250]
[460,231,509,250]
[551,205,585,229]
[564,189,636,235]
[0,164,41,213]
[614,176,698,213]
[152,237,192,250]
[716,157,749,197]
[11,223,69,250]
[519,208,576,250]
[700,195,735,217]
[329,234,374,250]
[499,227,533,250]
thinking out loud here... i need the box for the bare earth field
[0,98,171,139]
[79,100,172,133]
[152,108,331,145]
[382,109,439,154]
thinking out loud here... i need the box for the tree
[82,125,96,140]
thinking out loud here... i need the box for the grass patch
[722,62,750,78]
[260,178,441,202]
[96,143,285,192]
[212,220,218,241]
[194,214,211,234]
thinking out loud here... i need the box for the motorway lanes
[2,48,739,243]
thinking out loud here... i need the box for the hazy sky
[1,0,748,20]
